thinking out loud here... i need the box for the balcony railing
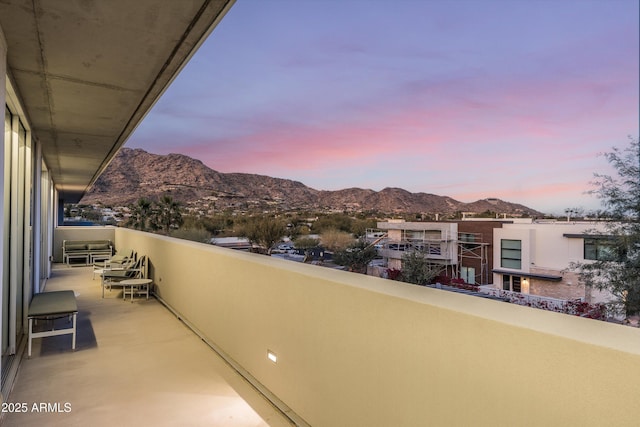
[49,226,640,426]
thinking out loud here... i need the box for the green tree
[313,213,353,233]
[351,217,378,238]
[400,250,443,286]
[127,198,153,231]
[81,208,101,222]
[333,239,378,274]
[239,216,287,255]
[574,137,640,317]
[151,195,183,234]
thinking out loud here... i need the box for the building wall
[493,227,535,274]
[529,268,584,300]
[492,222,613,301]
[0,35,55,403]
[0,22,7,407]
[115,227,640,427]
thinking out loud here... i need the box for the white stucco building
[492,221,615,303]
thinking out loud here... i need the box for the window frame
[500,239,522,269]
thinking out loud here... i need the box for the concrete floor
[3,265,295,427]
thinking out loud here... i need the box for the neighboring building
[376,220,459,278]
[492,221,614,303]
[375,218,617,305]
[375,219,512,285]
[210,237,254,251]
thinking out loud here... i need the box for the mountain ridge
[80,148,543,216]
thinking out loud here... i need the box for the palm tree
[152,195,183,234]
[127,198,152,231]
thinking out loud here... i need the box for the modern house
[492,220,615,303]
[2,2,640,426]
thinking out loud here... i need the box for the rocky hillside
[80,148,543,216]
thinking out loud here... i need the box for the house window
[461,266,475,284]
[502,275,522,293]
[501,239,522,269]
[584,238,618,261]
[460,233,474,242]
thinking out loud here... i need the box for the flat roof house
[493,220,615,304]
[2,3,640,426]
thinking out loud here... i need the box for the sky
[126,0,639,215]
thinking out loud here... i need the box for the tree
[239,216,287,255]
[127,198,152,231]
[400,250,443,286]
[294,236,321,262]
[320,228,355,252]
[313,213,353,233]
[333,239,378,274]
[574,137,640,317]
[151,195,183,234]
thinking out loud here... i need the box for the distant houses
[373,218,615,307]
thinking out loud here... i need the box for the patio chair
[92,248,135,279]
[101,256,147,298]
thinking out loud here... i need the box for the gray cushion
[87,243,110,250]
[65,244,87,251]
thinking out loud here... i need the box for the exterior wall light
[267,350,277,363]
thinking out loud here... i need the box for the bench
[63,239,113,265]
[28,290,78,357]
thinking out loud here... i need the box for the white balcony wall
[114,227,640,427]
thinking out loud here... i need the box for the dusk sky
[126,0,639,215]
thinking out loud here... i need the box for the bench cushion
[28,290,78,317]
[87,243,110,251]
[65,244,87,251]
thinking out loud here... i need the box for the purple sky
[126,0,639,215]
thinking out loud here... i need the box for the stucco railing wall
[115,228,640,427]
[53,226,116,262]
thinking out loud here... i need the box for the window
[461,266,475,284]
[502,274,522,293]
[459,233,476,242]
[501,239,521,269]
[584,238,619,261]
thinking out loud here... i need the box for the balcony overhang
[492,269,563,282]
[563,233,615,240]
[0,0,235,203]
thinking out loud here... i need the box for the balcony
[6,226,640,426]
[3,263,294,426]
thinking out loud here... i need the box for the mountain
[80,148,543,216]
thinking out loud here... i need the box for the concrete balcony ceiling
[0,0,234,202]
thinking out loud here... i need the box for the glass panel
[501,239,522,269]
[512,276,522,293]
[584,239,597,260]
[503,275,511,291]
[463,266,475,284]
[501,248,521,258]
[597,241,616,261]
[501,258,521,269]
[3,106,11,356]
[502,240,521,250]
